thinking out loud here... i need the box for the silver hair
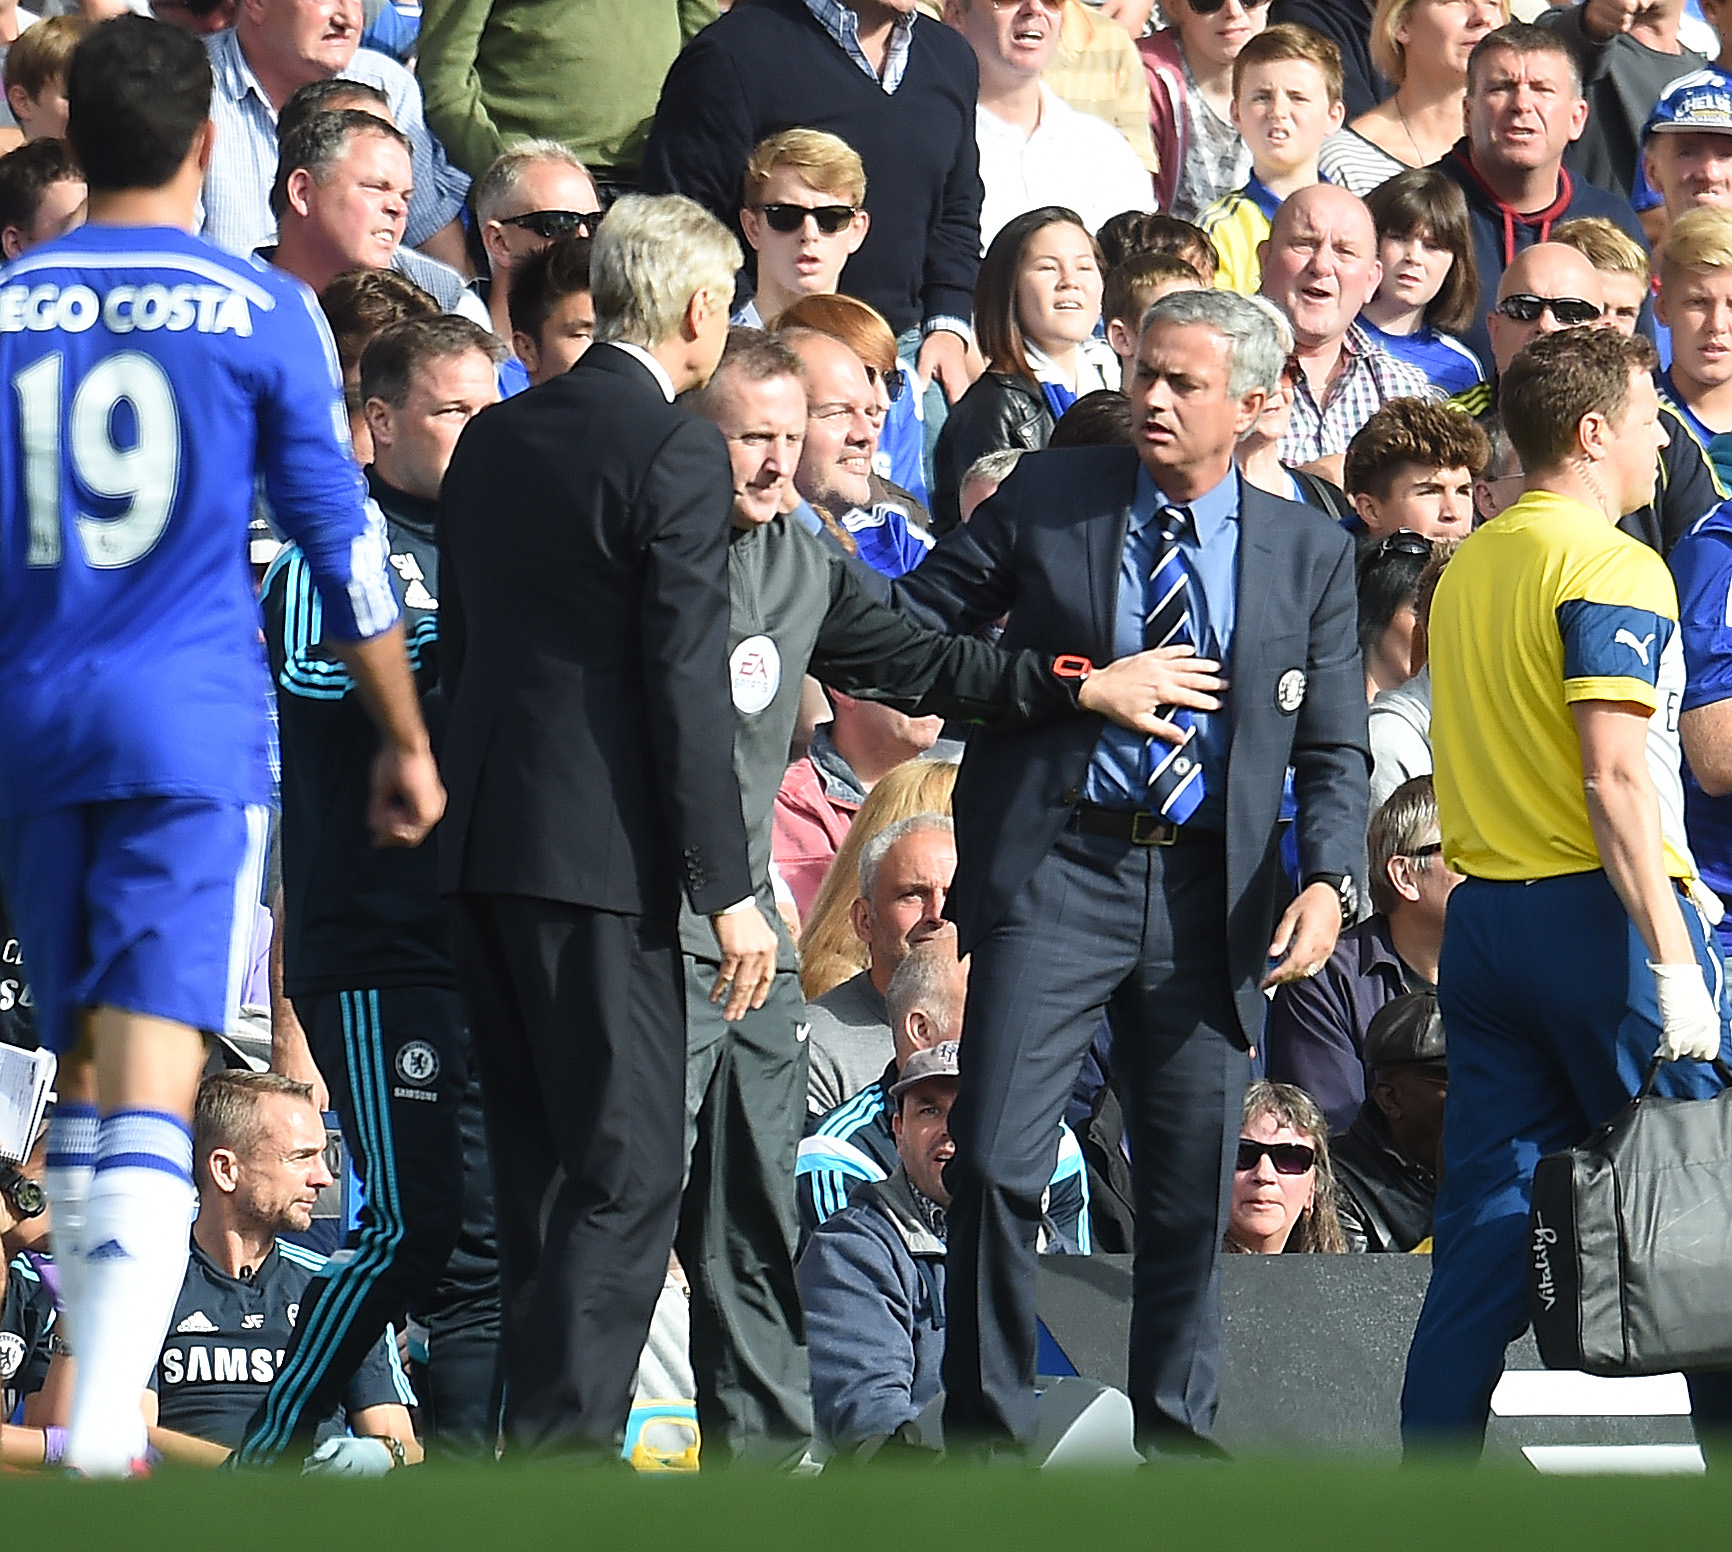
[857,812,954,903]
[591,194,742,350]
[473,138,593,226]
[962,448,1025,489]
[1139,287,1283,402]
[885,936,967,1043]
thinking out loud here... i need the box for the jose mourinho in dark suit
[895,287,1371,1459]
[436,193,780,1458]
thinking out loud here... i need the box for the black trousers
[414,1060,505,1459]
[450,892,687,1457]
[237,984,497,1464]
[677,958,812,1464]
[941,825,1249,1453]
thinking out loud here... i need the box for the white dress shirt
[975,84,1153,252]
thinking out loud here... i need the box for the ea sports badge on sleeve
[1275,668,1307,714]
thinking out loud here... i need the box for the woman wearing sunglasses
[1140,0,1271,222]
[932,206,1116,532]
[1225,1082,1349,1255]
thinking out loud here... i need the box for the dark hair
[0,137,80,237]
[1344,398,1490,499]
[271,108,409,221]
[1048,389,1133,448]
[1364,168,1480,337]
[277,78,391,147]
[1467,21,1581,98]
[67,15,210,195]
[1102,252,1202,332]
[1357,537,1432,659]
[359,314,504,410]
[1095,208,1216,280]
[506,233,593,344]
[975,205,1097,386]
[320,267,439,400]
[1502,328,1659,474]
[1232,23,1344,105]
[690,326,805,419]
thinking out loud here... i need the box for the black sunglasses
[1236,1139,1317,1175]
[866,363,907,403]
[754,202,859,236]
[1495,293,1602,326]
[502,209,600,240]
[1186,0,1272,14]
[1404,842,1444,860]
[1371,529,1433,560]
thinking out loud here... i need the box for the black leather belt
[1067,803,1206,847]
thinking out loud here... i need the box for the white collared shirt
[975,84,1154,253]
[603,340,677,403]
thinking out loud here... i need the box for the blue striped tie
[1144,505,1206,823]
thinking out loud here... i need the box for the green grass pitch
[8,1458,1732,1551]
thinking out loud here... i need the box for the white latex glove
[1650,961,1724,1062]
[302,1436,396,1477]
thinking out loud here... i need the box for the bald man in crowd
[1258,185,1439,487]
[1452,242,1723,554]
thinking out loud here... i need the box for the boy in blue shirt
[0,16,440,1476]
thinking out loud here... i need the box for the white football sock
[42,1102,99,1347]
[64,1109,195,1478]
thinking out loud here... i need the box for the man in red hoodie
[1434,21,1648,375]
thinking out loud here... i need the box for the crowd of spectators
[6,0,1732,1474]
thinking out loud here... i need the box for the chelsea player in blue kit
[0,18,442,1477]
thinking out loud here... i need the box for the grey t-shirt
[1171,54,1249,224]
[805,970,892,1117]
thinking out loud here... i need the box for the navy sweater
[639,0,982,336]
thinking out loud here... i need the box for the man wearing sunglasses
[472,140,600,371]
[641,0,985,408]
[1452,241,1724,553]
[735,130,871,329]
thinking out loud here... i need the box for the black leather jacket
[932,372,1054,535]
[1331,1103,1436,1254]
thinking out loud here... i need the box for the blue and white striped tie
[1144,505,1206,823]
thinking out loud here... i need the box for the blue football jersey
[0,224,398,818]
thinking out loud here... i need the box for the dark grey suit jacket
[436,345,753,919]
[894,447,1370,1047]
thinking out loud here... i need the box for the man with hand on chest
[678,326,1208,1467]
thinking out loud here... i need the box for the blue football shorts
[0,797,269,1055]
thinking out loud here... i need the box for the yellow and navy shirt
[1200,175,1280,295]
[1429,490,1693,882]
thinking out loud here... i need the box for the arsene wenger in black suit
[436,195,780,1457]
[895,289,1371,1458]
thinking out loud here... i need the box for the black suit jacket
[437,345,752,918]
[894,448,1370,1046]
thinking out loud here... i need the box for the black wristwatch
[1304,872,1359,923]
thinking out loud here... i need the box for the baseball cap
[1645,69,1732,143]
[1363,992,1446,1071]
[890,1040,961,1101]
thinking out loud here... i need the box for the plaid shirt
[1045,0,1156,175]
[1280,323,1441,465]
[802,0,915,92]
[200,27,470,259]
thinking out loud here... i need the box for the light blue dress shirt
[1082,464,1238,830]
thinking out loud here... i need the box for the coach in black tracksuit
[240,318,505,1466]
